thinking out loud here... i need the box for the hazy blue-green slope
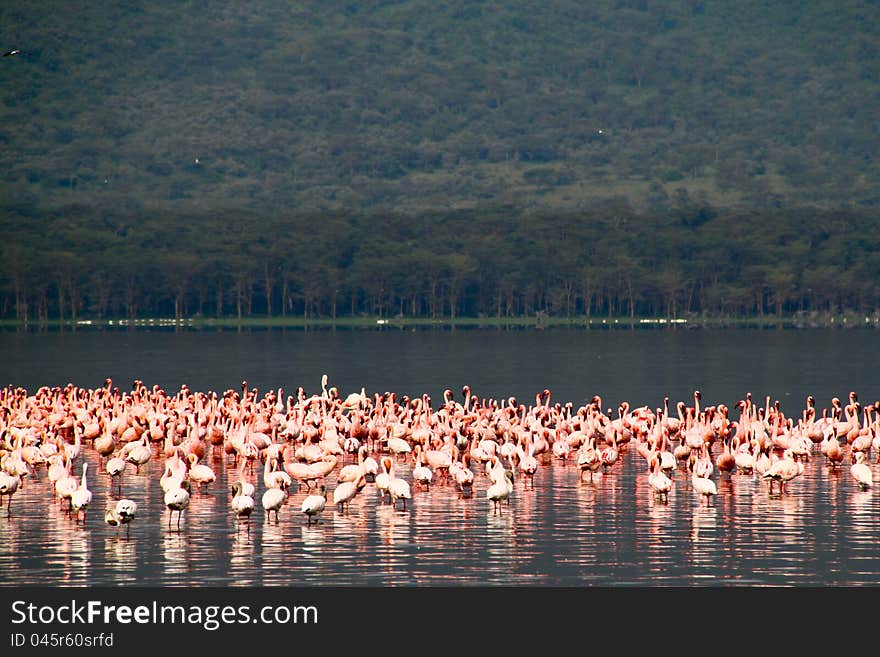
[1,0,878,213]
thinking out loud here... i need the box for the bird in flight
[3,49,21,57]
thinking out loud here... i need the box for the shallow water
[1,327,879,586]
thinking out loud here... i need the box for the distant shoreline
[2,314,877,331]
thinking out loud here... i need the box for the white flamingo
[387,459,412,510]
[648,458,673,502]
[0,471,19,515]
[301,485,327,525]
[186,453,216,492]
[164,479,192,530]
[70,463,93,523]
[851,451,873,490]
[230,482,255,529]
[104,498,138,537]
[691,472,717,506]
[486,469,514,513]
[261,486,287,524]
[332,475,366,513]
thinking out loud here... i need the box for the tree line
[2,205,878,324]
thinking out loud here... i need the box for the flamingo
[123,436,152,474]
[230,482,255,530]
[762,449,804,494]
[164,479,192,530]
[423,438,453,481]
[55,464,79,512]
[387,459,412,510]
[412,445,433,490]
[231,459,256,499]
[577,438,601,481]
[692,444,714,479]
[337,445,368,484]
[362,452,380,483]
[70,463,93,523]
[822,432,845,468]
[262,455,291,491]
[516,442,538,487]
[691,472,717,506]
[387,436,412,461]
[375,457,393,503]
[64,425,84,463]
[106,452,126,496]
[850,451,873,490]
[754,447,772,478]
[47,454,68,490]
[104,498,138,537]
[451,452,475,495]
[0,471,19,515]
[307,454,339,483]
[333,474,366,513]
[716,438,736,474]
[301,485,327,525]
[186,453,216,492]
[600,434,619,472]
[261,486,287,524]
[341,387,368,413]
[552,436,571,462]
[160,453,188,494]
[734,442,756,474]
[648,458,673,502]
[486,469,514,513]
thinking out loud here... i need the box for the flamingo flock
[0,379,878,538]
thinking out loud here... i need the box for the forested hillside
[3,206,878,323]
[2,2,879,323]
[1,1,878,213]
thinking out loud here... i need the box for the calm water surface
[1,327,879,586]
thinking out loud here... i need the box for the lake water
[1,327,879,586]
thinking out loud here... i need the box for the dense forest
[2,205,879,323]
[1,2,879,323]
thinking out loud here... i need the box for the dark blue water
[1,327,878,586]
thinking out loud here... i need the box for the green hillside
[2,0,878,214]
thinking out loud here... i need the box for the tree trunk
[236,282,243,321]
[69,284,77,324]
[264,261,273,317]
[57,282,65,323]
